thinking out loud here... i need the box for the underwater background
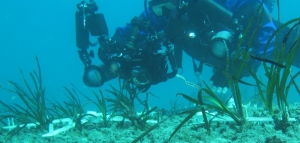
[0,0,299,111]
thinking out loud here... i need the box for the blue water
[0,0,299,111]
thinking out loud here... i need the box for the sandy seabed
[1,103,300,143]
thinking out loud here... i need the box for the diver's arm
[242,3,277,75]
[252,21,276,57]
[209,1,277,93]
[224,1,277,73]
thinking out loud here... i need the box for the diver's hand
[209,70,229,94]
[208,80,229,94]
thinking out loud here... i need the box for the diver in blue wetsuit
[75,0,278,93]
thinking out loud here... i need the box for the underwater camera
[83,60,155,88]
[83,62,163,92]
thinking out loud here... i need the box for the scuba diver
[75,0,177,92]
[76,0,298,93]
[110,0,278,93]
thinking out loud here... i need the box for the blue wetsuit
[215,0,276,55]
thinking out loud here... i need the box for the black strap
[174,45,183,69]
[192,58,204,86]
[192,58,203,75]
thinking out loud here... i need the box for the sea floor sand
[1,103,300,143]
